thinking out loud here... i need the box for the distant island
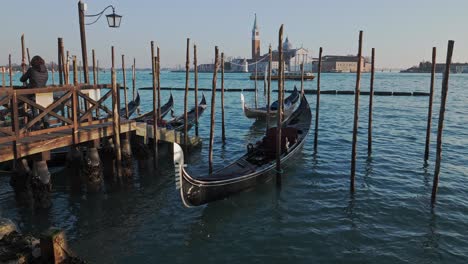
[401,61,468,73]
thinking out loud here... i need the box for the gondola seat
[261,127,298,157]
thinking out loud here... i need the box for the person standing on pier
[19,55,49,128]
[20,55,48,88]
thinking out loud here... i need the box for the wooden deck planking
[0,121,136,163]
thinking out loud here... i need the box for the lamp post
[78,0,122,84]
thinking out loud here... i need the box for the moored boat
[241,86,300,119]
[134,93,174,122]
[174,94,312,207]
[164,94,207,131]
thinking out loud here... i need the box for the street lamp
[78,0,122,84]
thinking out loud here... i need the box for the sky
[1,0,467,69]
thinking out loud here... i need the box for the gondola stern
[173,143,194,208]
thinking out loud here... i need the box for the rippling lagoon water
[1,71,467,263]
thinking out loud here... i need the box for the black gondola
[241,86,300,119]
[175,94,312,207]
[165,94,207,131]
[134,93,174,122]
[119,92,141,118]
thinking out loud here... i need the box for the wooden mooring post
[111,46,123,178]
[221,52,226,142]
[157,47,161,120]
[26,48,31,65]
[9,54,12,87]
[65,51,70,85]
[431,40,454,206]
[151,41,159,168]
[314,47,322,152]
[51,62,55,85]
[21,34,26,75]
[57,38,64,85]
[184,38,190,153]
[424,47,437,162]
[350,30,363,194]
[276,25,284,187]
[96,59,99,85]
[368,48,375,156]
[122,54,129,119]
[266,45,272,132]
[209,46,220,174]
[300,63,304,95]
[254,60,258,108]
[92,49,97,85]
[1,64,4,87]
[194,44,199,137]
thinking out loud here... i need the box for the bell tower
[251,13,260,60]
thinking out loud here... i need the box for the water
[1,71,468,263]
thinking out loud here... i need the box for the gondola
[175,93,311,207]
[241,86,300,119]
[119,92,141,118]
[164,94,207,132]
[134,94,174,122]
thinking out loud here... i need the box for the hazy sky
[1,0,467,68]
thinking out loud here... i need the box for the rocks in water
[0,218,18,240]
[0,219,87,264]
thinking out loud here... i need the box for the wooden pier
[0,84,136,163]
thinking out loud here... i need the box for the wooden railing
[0,84,117,145]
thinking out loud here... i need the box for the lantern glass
[106,13,122,28]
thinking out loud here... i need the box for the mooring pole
[368,48,375,156]
[66,51,70,85]
[1,65,4,87]
[314,47,322,152]
[276,25,284,187]
[424,47,437,162]
[92,50,97,85]
[266,45,272,132]
[96,59,99,85]
[60,43,66,85]
[184,38,190,153]
[254,60,258,108]
[111,46,122,177]
[300,63,304,95]
[58,38,64,85]
[209,47,220,174]
[9,55,12,87]
[132,58,136,101]
[151,42,158,168]
[122,54,129,119]
[431,40,454,206]
[21,34,26,75]
[194,44,199,137]
[221,52,226,143]
[157,47,161,121]
[78,0,89,83]
[51,62,55,85]
[350,31,363,194]
[26,48,31,66]
[73,57,78,86]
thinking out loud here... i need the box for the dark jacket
[20,64,48,88]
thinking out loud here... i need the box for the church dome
[283,37,293,51]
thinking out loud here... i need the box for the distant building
[252,14,260,60]
[318,55,371,73]
[196,14,314,73]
